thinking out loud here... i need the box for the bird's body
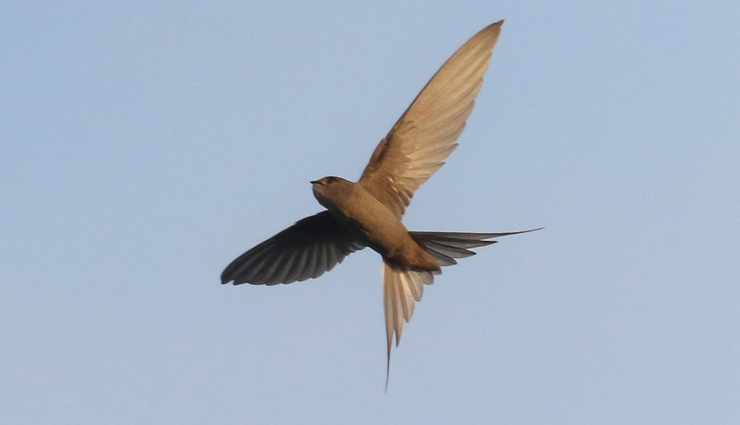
[312,176,440,272]
[221,20,540,388]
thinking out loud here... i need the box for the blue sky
[2,1,739,423]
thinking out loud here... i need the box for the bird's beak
[310,179,320,185]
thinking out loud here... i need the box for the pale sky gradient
[2,1,739,424]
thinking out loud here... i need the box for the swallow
[221,20,540,389]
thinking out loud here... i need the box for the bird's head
[311,176,352,210]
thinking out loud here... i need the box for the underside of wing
[221,211,365,285]
[359,21,504,218]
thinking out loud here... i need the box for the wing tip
[482,20,504,36]
[220,271,234,285]
[489,20,505,31]
[475,20,504,47]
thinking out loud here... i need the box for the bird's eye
[327,177,337,184]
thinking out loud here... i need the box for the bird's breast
[322,184,436,270]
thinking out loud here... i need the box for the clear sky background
[2,1,739,424]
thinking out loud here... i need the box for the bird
[221,20,540,389]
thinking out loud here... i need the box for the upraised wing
[358,21,503,218]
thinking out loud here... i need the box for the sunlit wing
[359,21,504,218]
[221,211,365,285]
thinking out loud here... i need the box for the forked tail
[410,229,542,266]
[382,228,542,391]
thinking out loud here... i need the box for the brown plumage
[221,20,541,389]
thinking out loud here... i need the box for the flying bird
[221,20,540,388]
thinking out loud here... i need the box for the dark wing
[221,211,365,285]
[358,21,503,218]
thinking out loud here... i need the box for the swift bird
[221,20,540,388]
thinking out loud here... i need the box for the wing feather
[221,211,365,285]
[359,21,504,218]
